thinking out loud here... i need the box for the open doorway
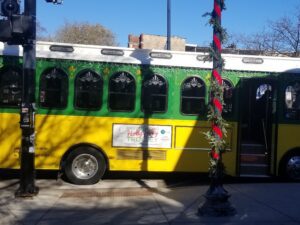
[238,78,276,177]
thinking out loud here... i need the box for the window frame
[39,67,69,109]
[108,71,136,112]
[222,78,234,116]
[284,81,300,120]
[0,66,22,108]
[180,76,206,116]
[74,69,103,111]
[141,73,168,114]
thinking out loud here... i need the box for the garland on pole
[204,0,228,180]
[198,0,236,216]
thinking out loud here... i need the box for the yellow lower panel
[276,124,300,173]
[0,113,21,169]
[34,114,113,169]
[110,149,236,176]
[1,113,237,176]
[175,126,233,150]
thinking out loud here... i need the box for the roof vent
[101,48,124,56]
[242,57,264,64]
[149,52,172,59]
[49,45,74,53]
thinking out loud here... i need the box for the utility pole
[15,0,38,197]
[15,0,62,198]
[166,0,171,50]
[0,0,62,197]
[0,0,38,197]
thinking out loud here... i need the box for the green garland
[205,0,228,179]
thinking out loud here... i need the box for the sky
[37,0,300,47]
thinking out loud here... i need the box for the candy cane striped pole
[198,0,236,217]
[210,0,223,166]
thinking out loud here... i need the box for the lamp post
[198,0,236,216]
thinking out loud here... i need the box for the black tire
[282,153,300,181]
[63,146,107,185]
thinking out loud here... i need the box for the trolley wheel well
[60,143,109,172]
[279,148,300,177]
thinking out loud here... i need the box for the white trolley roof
[1,41,300,73]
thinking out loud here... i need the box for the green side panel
[35,58,213,120]
[0,55,276,121]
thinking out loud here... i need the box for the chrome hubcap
[72,154,98,179]
[286,156,300,180]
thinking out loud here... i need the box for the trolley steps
[239,142,270,177]
[240,142,267,154]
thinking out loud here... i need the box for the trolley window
[75,70,103,110]
[181,76,206,115]
[223,79,234,115]
[39,68,68,109]
[0,67,22,108]
[285,82,300,120]
[142,74,167,113]
[109,71,135,112]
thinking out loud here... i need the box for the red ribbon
[211,148,220,160]
[213,98,223,112]
[213,125,223,139]
[212,69,222,85]
[214,1,222,18]
[213,34,222,52]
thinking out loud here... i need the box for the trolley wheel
[64,146,107,185]
[283,154,300,181]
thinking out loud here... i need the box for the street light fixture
[0,0,20,17]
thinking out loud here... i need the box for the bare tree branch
[229,7,300,57]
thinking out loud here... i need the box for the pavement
[1,174,300,225]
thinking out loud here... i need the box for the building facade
[128,34,186,51]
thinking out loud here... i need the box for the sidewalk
[1,178,300,225]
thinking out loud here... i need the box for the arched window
[75,70,103,110]
[109,71,135,111]
[39,68,68,108]
[181,76,206,115]
[223,79,234,115]
[142,73,167,113]
[285,82,300,120]
[0,66,22,108]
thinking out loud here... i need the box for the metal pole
[198,0,235,216]
[166,0,171,50]
[15,0,38,197]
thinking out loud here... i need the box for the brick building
[128,34,186,51]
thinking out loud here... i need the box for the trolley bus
[1,41,300,184]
